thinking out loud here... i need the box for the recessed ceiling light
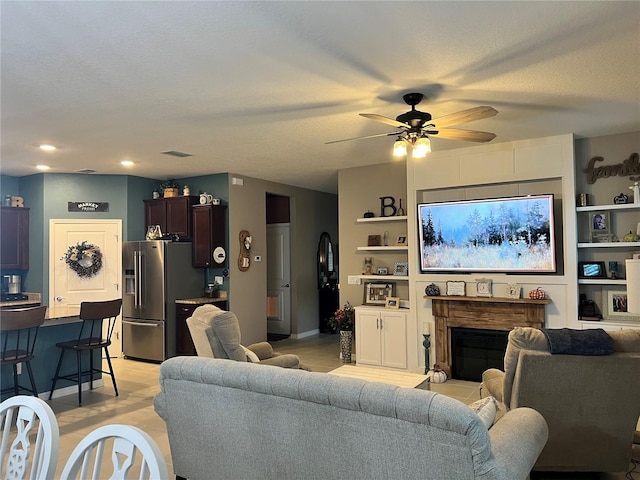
[121,160,134,167]
[39,145,57,151]
[36,165,50,170]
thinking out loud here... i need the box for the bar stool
[48,298,122,405]
[0,305,47,399]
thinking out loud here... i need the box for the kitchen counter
[176,291,228,304]
[44,305,82,326]
[0,292,42,308]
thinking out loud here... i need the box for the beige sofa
[154,356,548,480]
[481,327,640,473]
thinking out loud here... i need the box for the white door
[50,219,122,353]
[267,224,291,335]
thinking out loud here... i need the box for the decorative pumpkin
[426,364,447,384]
[529,287,546,300]
[623,231,637,242]
[425,283,440,296]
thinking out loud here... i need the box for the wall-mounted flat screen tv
[417,194,556,274]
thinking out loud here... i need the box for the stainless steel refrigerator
[122,240,203,361]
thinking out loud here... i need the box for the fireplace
[451,328,508,382]
[427,295,550,378]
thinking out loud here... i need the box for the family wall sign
[584,152,639,184]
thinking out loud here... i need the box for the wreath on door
[62,241,103,278]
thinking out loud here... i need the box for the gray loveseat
[154,357,548,480]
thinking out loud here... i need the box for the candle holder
[422,333,431,374]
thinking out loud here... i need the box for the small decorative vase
[340,330,353,363]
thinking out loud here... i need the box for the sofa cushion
[209,311,247,362]
[187,304,226,357]
[502,327,549,407]
[468,396,498,429]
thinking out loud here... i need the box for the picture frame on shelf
[476,278,492,297]
[505,284,521,299]
[446,281,466,296]
[385,297,400,309]
[603,288,640,322]
[578,261,607,279]
[376,267,388,275]
[396,235,407,246]
[364,282,395,305]
[367,235,382,246]
[393,261,409,276]
[589,212,610,238]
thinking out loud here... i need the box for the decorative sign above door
[68,202,109,212]
[584,152,639,184]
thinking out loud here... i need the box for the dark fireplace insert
[451,328,508,382]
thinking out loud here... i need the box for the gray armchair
[481,327,640,473]
[186,304,306,369]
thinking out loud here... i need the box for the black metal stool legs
[49,348,66,400]
[77,350,83,405]
[104,346,118,397]
[25,361,38,397]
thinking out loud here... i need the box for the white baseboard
[40,379,105,400]
[291,328,319,339]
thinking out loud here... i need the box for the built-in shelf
[356,216,407,223]
[357,246,409,251]
[577,241,640,248]
[424,295,551,305]
[578,278,627,285]
[576,203,640,212]
[358,275,409,281]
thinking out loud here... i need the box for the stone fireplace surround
[427,296,551,377]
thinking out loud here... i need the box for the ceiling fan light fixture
[393,138,407,157]
[412,136,431,158]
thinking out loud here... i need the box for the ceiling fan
[326,93,498,158]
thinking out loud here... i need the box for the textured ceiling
[1,1,639,193]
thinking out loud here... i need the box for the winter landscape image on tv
[418,194,556,273]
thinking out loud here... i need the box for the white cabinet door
[381,311,407,369]
[356,310,382,366]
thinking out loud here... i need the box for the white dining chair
[60,424,168,480]
[0,395,59,480]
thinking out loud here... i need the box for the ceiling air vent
[161,150,193,158]
[75,169,96,174]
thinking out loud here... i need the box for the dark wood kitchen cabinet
[192,205,227,267]
[144,196,198,239]
[1,207,29,269]
[176,300,228,355]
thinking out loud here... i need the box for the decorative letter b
[380,196,397,217]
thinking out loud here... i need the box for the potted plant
[159,179,180,198]
[329,302,355,363]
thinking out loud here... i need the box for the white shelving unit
[576,202,640,329]
[355,216,410,282]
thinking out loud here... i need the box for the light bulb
[393,139,407,157]
[412,136,431,158]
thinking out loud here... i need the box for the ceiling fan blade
[430,106,498,129]
[360,113,408,129]
[430,128,497,143]
[325,131,400,145]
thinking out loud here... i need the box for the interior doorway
[266,194,291,337]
